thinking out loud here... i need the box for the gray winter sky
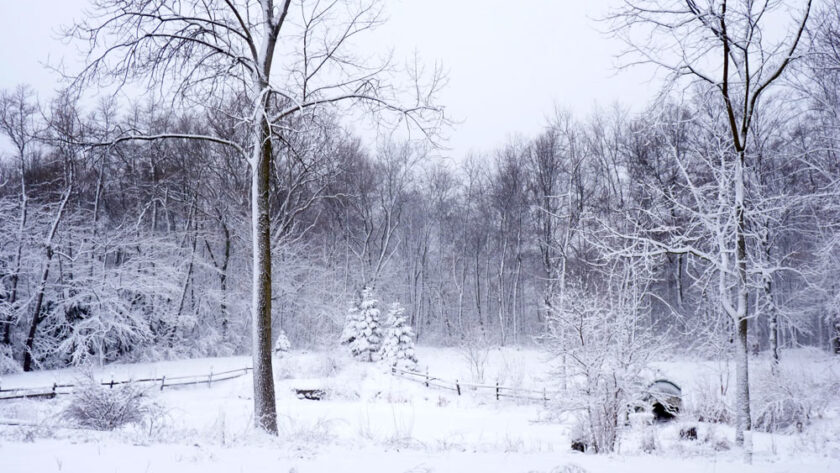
[0,0,659,159]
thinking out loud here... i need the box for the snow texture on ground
[1,347,839,472]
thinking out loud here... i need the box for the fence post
[52,382,57,397]
[456,379,461,396]
[109,378,114,389]
[496,382,500,400]
[543,387,547,404]
[425,367,429,388]
[208,368,213,388]
[160,375,166,391]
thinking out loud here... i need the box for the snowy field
[1,347,839,473]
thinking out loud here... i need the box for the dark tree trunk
[251,114,277,434]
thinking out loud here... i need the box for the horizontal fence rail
[390,366,552,402]
[2,364,556,404]
[0,367,252,401]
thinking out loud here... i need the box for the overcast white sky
[0,0,659,158]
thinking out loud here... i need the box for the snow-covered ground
[1,347,839,473]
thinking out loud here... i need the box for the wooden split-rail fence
[0,364,554,404]
[390,366,552,403]
[0,367,252,401]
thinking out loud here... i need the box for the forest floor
[1,347,839,472]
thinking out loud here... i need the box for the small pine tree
[273,329,291,355]
[341,300,362,345]
[379,302,418,371]
[341,287,383,362]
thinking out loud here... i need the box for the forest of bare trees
[1,0,839,445]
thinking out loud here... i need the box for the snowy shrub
[273,329,291,355]
[316,350,345,378]
[61,377,158,431]
[459,329,490,383]
[279,416,338,445]
[341,287,383,362]
[498,351,527,392]
[752,365,838,433]
[683,363,734,424]
[640,428,658,453]
[379,302,418,370]
[702,426,732,451]
[686,369,732,424]
[0,343,21,374]
[388,403,416,443]
[545,283,663,454]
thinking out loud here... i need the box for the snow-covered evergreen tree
[341,287,382,362]
[340,301,362,345]
[273,329,291,356]
[379,302,418,370]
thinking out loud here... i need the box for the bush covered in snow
[752,364,839,433]
[0,343,21,374]
[683,365,734,425]
[459,329,491,383]
[61,377,159,431]
[545,284,664,453]
[341,287,383,362]
[379,302,418,370]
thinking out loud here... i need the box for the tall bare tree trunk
[251,109,277,434]
[497,236,508,345]
[474,249,484,328]
[219,221,231,340]
[173,211,198,346]
[23,184,72,371]
[3,176,26,346]
[734,152,752,455]
[766,276,780,368]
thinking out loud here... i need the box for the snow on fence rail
[0,367,252,401]
[2,364,552,403]
[390,366,551,402]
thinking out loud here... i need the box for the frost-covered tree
[612,0,813,453]
[0,86,37,351]
[66,0,443,434]
[341,287,382,362]
[545,265,664,454]
[379,303,418,370]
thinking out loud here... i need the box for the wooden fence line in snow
[2,364,555,403]
[0,366,252,401]
[390,366,551,403]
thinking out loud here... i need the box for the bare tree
[612,0,813,454]
[22,92,81,371]
[0,86,39,348]
[528,111,587,328]
[66,0,442,433]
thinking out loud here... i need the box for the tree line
[0,0,838,443]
